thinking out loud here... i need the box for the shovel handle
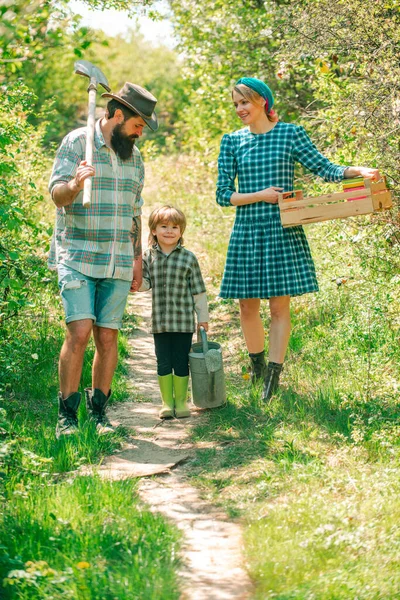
[82,177,92,208]
[83,85,97,208]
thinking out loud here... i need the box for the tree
[168,0,317,153]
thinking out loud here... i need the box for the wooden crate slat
[281,197,374,227]
[279,188,370,210]
[278,177,392,228]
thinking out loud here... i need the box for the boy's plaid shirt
[48,120,144,282]
[143,244,206,333]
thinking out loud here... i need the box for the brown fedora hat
[102,82,158,131]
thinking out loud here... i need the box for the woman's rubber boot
[85,388,114,434]
[158,374,174,419]
[56,392,81,439]
[249,350,267,384]
[173,374,190,418]
[262,362,283,402]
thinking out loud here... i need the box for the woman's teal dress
[216,122,346,298]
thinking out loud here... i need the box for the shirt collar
[154,242,182,255]
[94,119,106,150]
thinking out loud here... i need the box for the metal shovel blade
[74,59,111,92]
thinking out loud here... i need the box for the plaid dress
[216,122,346,298]
[142,244,206,333]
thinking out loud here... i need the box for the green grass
[141,156,400,598]
[1,476,180,599]
[2,154,399,598]
[0,265,180,599]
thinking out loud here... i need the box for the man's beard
[111,123,138,161]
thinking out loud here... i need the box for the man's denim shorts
[58,264,131,330]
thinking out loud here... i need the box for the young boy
[140,205,209,418]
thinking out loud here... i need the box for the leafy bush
[0,82,51,327]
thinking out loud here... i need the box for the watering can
[189,327,226,409]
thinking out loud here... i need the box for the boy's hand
[198,322,208,332]
[130,280,140,292]
[131,255,143,292]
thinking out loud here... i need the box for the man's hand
[52,160,95,208]
[73,160,95,191]
[197,322,209,332]
[131,254,143,292]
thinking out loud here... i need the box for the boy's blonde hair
[233,84,279,122]
[148,205,187,247]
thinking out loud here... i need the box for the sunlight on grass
[139,156,400,598]
[1,477,181,599]
[1,154,399,599]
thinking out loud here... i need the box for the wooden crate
[278,178,392,228]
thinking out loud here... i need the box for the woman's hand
[230,186,283,206]
[198,322,209,332]
[257,186,284,204]
[344,166,381,181]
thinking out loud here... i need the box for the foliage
[0,0,98,144]
[168,0,399,269]
[0,82,50,327]
[277,0,400,244]
[92,26,186,151]
[169,0,306,153]
[79,0,154,11]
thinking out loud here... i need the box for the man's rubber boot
[173,374,190,418]
[56,392,80,439]
[85,388,114,434]
[262,362,283,402]
[249,350,267,384]
[158,374,174,419]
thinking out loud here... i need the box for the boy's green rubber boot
[173,374,190,418]
[158,374,174,419]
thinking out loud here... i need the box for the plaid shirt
[216,122,346,219]
[48,119,144,281]
[143,244,206,333]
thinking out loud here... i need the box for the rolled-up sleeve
[48,136,82,196]
[293,126,346,182]
[216,134,237,206]
[188,256,206,296]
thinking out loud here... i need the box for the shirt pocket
[119,161,142,208]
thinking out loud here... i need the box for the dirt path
[103,291,254,600]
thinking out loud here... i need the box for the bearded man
[48,82,158,438]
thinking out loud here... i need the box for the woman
[216,77,379,400]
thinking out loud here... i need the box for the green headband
[236,77,274,111]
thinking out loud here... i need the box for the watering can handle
[198,326,209,354]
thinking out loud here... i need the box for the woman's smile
[232,90,265,126]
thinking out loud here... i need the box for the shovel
[74,60,111,207]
